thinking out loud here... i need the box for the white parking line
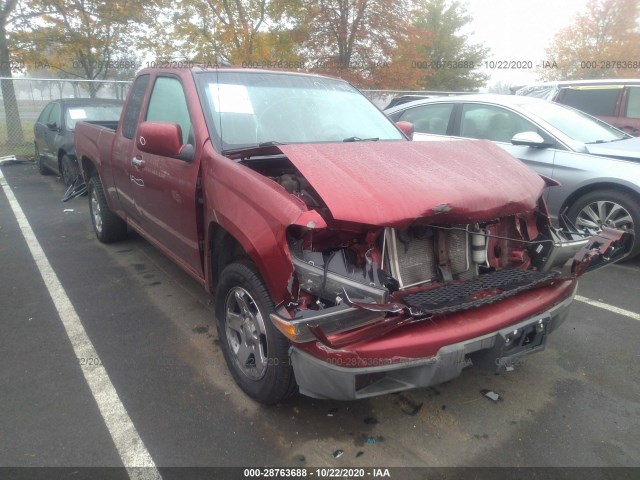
[576,295,640,322]
[0,169,161,479]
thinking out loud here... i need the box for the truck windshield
[196,71,404,151]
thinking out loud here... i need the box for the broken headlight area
[271,211,632,348]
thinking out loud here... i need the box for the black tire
[88,175,127,243]
[35,144,50,175]
[215,261,297,404]
[60,154,79,186]
[566,189,640,260]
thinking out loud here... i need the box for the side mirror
[511,131,549,148]
[396,121,414,140]
[46,122,58,131]
[137,122,193,161]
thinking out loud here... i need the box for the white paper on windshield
[210,84,254,114]
[68,108,88,120]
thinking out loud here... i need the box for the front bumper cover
[290,283,576,400]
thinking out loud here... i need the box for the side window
[398,104,454,135]
[146,76,192,145]
[625,87,640,119]
[38,103,54,124]
[460,104,539,143]
[561,87,621,117]
[122,74,150,139]
[47,103,61,127]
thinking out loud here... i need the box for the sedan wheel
[567,189,640,260]
[575,200,633,231]
[35,144,50,175]
[60,155,79,186]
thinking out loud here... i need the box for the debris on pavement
[333,449,344,458]
[0,155,30,166]
[364,417,378,425]
[294,454,306,462]
[356,451,364,458]
[481,389,502,402]
[506,365,515,372]
[63,209,74,213]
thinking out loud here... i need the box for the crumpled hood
[279,140,545,227]
[584,136,640,160]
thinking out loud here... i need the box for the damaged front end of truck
[236,140,631,399]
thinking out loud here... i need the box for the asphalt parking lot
[1,162,639,475]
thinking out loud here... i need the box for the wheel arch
[560,181,640,216]
[80,155,99,182]
[205,219,293,305]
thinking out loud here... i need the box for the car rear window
[560,87,621,117]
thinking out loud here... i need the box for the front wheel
[35,144,50,175]
[88,175,127,243]
[215,261,297,404]
[566,189,640,260]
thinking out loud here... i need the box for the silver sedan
[386,94,640,259]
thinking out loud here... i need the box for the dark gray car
[34,99,123,185]
[385,94,640,259]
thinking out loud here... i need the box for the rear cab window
[122,74,151,139]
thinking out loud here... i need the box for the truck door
[111,74,151,221]
[129,75,203,279]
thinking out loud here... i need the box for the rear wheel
[566,189,640,260]
[60,154,79,186]
[88,175,127,243]
[215,261,297,404]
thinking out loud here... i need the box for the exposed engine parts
[244,153,629,325]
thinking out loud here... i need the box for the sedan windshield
[520,101,628,144]
[197,71,403,151]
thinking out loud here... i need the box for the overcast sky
[462,0,590,88]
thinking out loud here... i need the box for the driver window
[38,103,54,124]
[146,76,192,145]
[460,104,538,143]
[47,103,61,127]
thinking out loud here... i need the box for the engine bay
[241,154,629,324]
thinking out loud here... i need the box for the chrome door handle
[132,157,145,168]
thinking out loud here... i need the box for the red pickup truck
[74,67,631,404]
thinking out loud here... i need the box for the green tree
[15,0,159,97]
[145,0,300,66]
[413,0,489,91]
[541,0,640,80]
[1,0,24,146]
[297,0,425,88]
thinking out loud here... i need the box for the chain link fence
[0,78,131,159]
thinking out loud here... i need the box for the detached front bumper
[290,283,577,400]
